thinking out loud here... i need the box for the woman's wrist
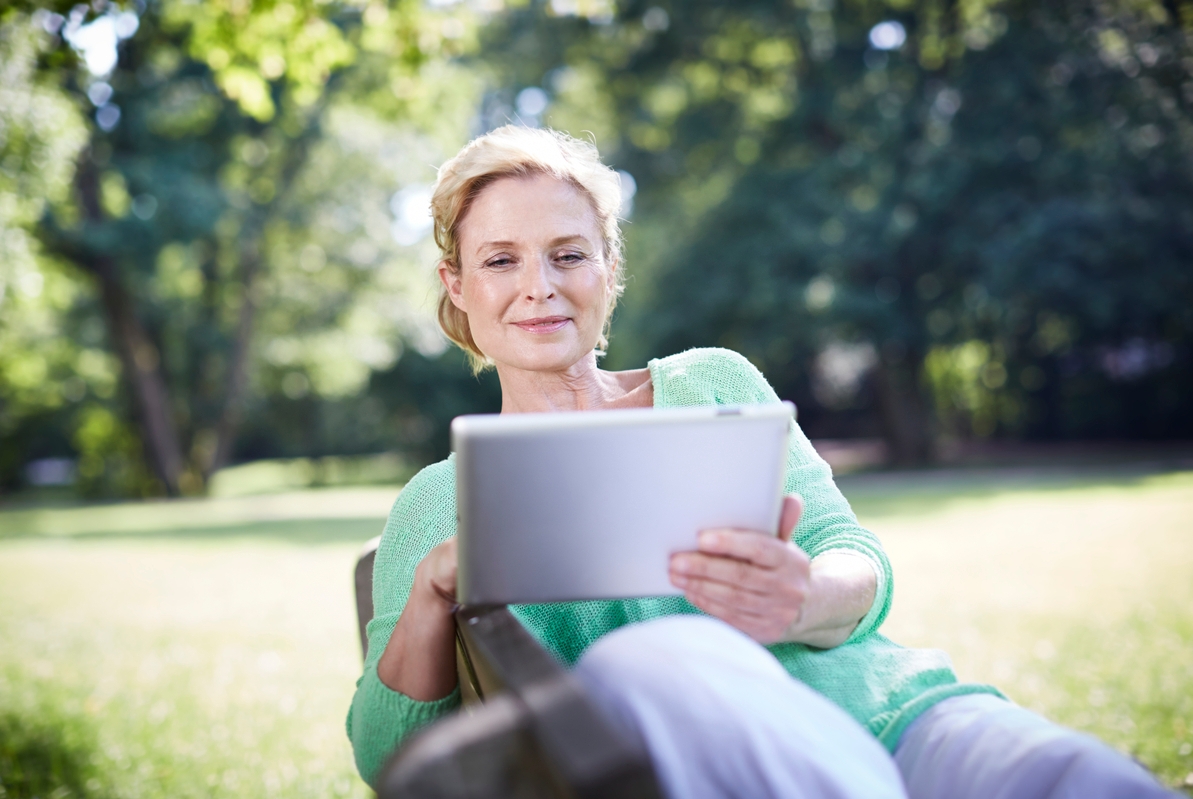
[376,576,459,698]
[780,552,876,648]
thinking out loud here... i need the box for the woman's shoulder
[649,347,778,407]
[373,457,456,582]
[385,456,456,531]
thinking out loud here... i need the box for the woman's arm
[347,463,463,787]
[673,349,894,643]
[375,537,459,700]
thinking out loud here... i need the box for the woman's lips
[512,316,570,333]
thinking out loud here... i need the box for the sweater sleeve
[680,349,894,642]
[346,462,461,787]
[781,414,892,642]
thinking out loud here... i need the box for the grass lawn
[0,488,395,799]
[843,465,1193,794]
[1,465,1191,796]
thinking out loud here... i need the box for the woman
[347,126,1176,799]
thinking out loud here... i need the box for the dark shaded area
[485,0,1193,464]
[0,709,108,799]
[233,346,503,468]
[0,516,387,544]
[5,460,1189,544]
[837,462,1193,519]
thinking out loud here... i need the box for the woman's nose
[519,255,557,301]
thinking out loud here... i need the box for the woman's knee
[574,615,906,799]
[576,614,788,693]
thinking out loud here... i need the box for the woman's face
[441,174,616,374]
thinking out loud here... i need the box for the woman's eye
[485,256,515,268]
[556,252,585,265]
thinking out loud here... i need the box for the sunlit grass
[0,487,396,799]
[0,467,1190,796]
[845,467,1193,793]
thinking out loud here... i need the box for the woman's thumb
[778,494,804,542]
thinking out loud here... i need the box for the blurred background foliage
[1,0,1190,497]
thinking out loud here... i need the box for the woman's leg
[573,615,907,799]
[894,694,1181,799]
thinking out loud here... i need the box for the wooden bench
[354,537,665,799]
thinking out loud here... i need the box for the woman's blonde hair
[431,125,627,372]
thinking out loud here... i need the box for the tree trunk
[202,104,328,481]
[93,261,186,494]
[72,154,185,495]
[873,352,936,466]
[205,250,259,479]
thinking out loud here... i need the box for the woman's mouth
[512,316,570,333]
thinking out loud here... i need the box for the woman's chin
[491,339,596,374]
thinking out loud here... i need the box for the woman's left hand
[669,494,809,644]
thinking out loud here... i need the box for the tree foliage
[4,0,1192,494]
[0,0,479,495]
[482,0,1193,461]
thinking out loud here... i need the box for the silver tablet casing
[453,402,794,605]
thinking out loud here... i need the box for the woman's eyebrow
[476,235,592,251]
[548,234,592,246]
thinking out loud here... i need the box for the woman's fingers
[678,572,785,614]
[672,550,780,594]
[682,589,787,643]
[669,497,811,642]
[694,528,791,567]
[672,532,810,594]
[672,555,808,611]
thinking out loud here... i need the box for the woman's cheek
[467,273,513,325]
[573,265,610,321]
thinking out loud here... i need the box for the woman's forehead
[460,174,600,251]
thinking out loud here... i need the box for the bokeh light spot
[515,87,549,124]
[390,185,433,246]
[869,21,906,51]
[87,81,114,107]
[96,104,121,131]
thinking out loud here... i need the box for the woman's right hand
[377,536,460,699]
[413,536,459,608]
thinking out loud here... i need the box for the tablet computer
[453,402,794,605]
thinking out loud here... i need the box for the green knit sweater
[347,348,1002,786]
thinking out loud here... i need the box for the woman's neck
[496,352,652,414]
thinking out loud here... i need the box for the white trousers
[573,616,1179,799]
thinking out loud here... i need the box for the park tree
[0,0,478,495]
[481,0,1193,463]
[0,12,92,491]
[5,0,1191,491]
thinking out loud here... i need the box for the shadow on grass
[838,464,1193,519]
[0,517,387,545]
[3,466,1190,543]
[0,708,109,799]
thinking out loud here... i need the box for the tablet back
[453,402,793,605]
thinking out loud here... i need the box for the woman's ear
[605,255,619,296]
[438,260,466,311]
